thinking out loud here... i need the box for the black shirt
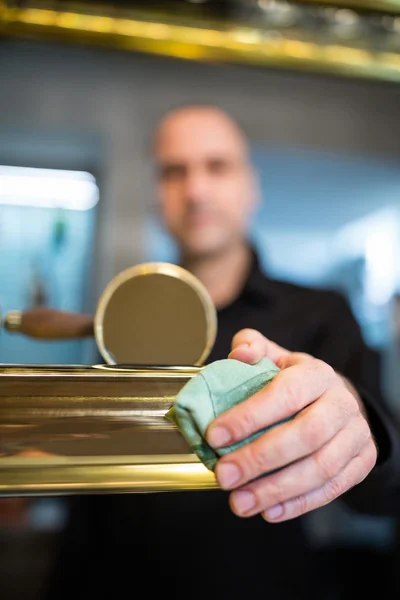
[208,250,381,396]
[46,249,400,600]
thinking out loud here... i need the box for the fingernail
[208,426,231,447]
[232,490,256,514]
[217,462,240,488]
[264,504,283,521]
[229,344,249,355]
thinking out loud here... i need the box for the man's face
[154,108,259,258]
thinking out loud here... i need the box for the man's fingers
[207,359,338,448]
[229,329,291,366]
[261,442,377,522]
[226,416,372,517]
[214,386,360,489]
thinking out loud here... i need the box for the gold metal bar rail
[0,365,217,496]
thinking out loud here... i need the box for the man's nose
[184,171,210,205]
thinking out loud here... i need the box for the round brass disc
[94,262,217,367]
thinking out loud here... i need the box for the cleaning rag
[166,357,290,471]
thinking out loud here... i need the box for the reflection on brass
[0,364,217,496]
[1,0,400,82]
[94,262,217,367]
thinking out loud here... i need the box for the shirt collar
[240,246,276,304]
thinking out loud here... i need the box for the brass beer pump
[0,263,218,496]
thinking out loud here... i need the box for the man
[43,105,399,599]
[151,104,395,518]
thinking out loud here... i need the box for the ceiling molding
[1,0,400,82]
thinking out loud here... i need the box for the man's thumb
[228,328,291,366]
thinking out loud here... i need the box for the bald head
[154,105,250,161]
[153,105,259,259]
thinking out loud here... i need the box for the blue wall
[0,205,97,364]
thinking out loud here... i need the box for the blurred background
[1,0,400,598]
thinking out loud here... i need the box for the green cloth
[166,357,288,472]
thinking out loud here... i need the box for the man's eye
[161,165,185,181]
[208,160,230,174]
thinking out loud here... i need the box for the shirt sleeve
[344,383,400,515]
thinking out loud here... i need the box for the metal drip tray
[0,364,217,497]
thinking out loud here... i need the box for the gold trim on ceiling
[0,2,400,83]
[290,0,400,13]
